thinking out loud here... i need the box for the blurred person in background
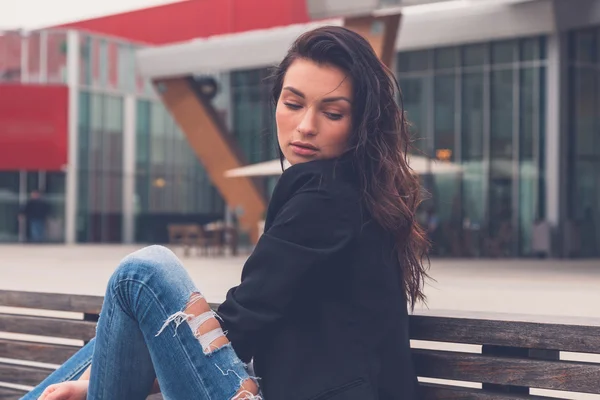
[19,190,51,243]
[26,25,429,400]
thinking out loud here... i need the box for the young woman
[27,25,429,400]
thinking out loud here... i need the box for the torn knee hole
[156,293,229,354]
[156,292,228,353]
[185,299,229,354]
[232,378,261,400]
[185,292,210,313]
[199,328,228,354]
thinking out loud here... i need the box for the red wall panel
[0,33,23,81]
[231,0,309,33]
[56,0,310,45]
[0,85,69,171]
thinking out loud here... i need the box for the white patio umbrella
[407,154,464,175]
[224,159,290,177]
[225,155,462,178]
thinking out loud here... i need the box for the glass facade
[0,30,71,243]
[568,28,600,257]
[74,32,225,243]
[230,68,278,164]
[230,68,280,197]
[77,91,124,242]
[134,100,224,242]
[397,37,547,257]
[0,171,65,243]
[0,29,69,84]
[0,172,20,242]
[0,29,231,244]
[2,24,598,255]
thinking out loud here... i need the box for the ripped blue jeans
[23,245,260,399]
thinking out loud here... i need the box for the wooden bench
[2,290,600,399]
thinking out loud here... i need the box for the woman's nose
[296,108,317,136]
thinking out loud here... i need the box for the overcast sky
[1,0,181,30]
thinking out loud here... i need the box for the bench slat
[411,315,600,354]
[0,362,52,387]
[0,339,81,364]
[0,387,25,400]
[419,383,556,400]
[414,349,600,394]
[0,314,96,341]
[0,290,103,314]
[0,387,163,400]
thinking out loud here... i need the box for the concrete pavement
[1,244,599,318]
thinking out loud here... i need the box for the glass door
[43,171,67,242]
[0,172,21,242]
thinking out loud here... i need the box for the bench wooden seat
[2,290,600,399]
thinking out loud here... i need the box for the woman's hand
[39,380,89,400]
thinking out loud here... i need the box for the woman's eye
[284,102,302,110]
[324,112,343,121]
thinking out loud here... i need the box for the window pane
[0,172,20,242]
[79,36,93,86]
[520,37,539,62]
[571,29,597,63]
[518,67,538,256]
[118,44,134,91]
[461,71,485,256]
[573,67,597,156]
[232,68,274,163]
[461,161,485,256]
[488,173,513,256]
[489,68,514,256]
[45,172,67,242]
[492,40,516,64]
[99,40,108,87]
[397,50,429,73]
[136,100,150,165]
[435,47,457,69]
[434,74,456,160]
[461,72,484,160]
[538,66,546,220]
[574,161,600,257]
[400,77,427,153]
[520,68,535,160]
[490,69,514,159]
[462,44,487,67]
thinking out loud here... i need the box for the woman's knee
[110,245,183,287]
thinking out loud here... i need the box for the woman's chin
[285,154,312,166]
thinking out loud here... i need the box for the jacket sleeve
[217,184,357,362]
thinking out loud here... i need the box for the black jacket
[217,157,418,400]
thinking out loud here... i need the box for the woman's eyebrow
[283,86,352,104]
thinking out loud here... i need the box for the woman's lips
[290,142,318,156]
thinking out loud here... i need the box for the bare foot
[39,380,89,400]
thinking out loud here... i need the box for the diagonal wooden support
[343,13,401,68]
[154,77,266,244]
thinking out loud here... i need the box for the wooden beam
[0,314,97,341]
[154,77,267,244]
[0,363,52,387]
[411,313,600,354]
[343,14,401,68]
[413,349,600,394]
[0,386,26,400]
[0,290,103,314]
[0,339,80,364]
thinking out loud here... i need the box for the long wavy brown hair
[271,26,430,309]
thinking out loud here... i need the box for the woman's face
[276,58,353,165]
